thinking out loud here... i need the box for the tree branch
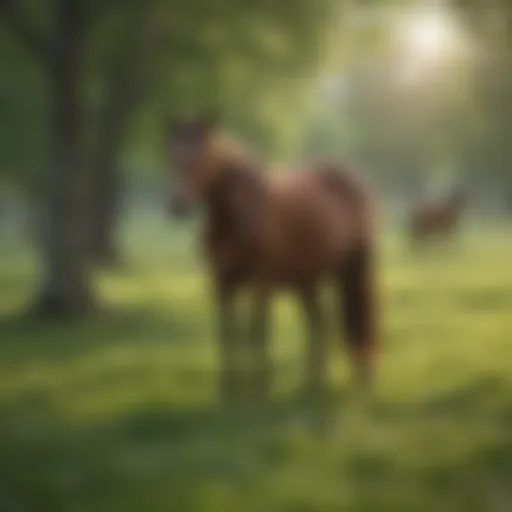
[95,5,170,153]
[0,0,50,58]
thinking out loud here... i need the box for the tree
[1,0,95,313]
[452,0,512,204]
[302,4,483,195]
[1,0,340,315]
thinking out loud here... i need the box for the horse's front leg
[215,278,240,404]
[300,286,328,398]
[248,282,272,403]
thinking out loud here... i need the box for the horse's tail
[338,242,378,384]
[314,161,379,382]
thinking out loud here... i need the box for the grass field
[1,213,512,511]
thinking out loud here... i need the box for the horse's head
[164,113,218,218]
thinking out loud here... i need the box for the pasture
[1,212,511,511]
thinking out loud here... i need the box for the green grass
[1,213,512,511]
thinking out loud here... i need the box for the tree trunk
[90,158,121,266]
[88,6,168,267]
[88,92,127,267]
[33,0,95,316]
[87,18,142,267]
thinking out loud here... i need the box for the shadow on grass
[0,384,354,512]
[0,338,511,512]
[1,376,512,512]
[0,304,209,364]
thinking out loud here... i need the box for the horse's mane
[206,134,268,231]
[210,133,264,176]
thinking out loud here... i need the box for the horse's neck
[205,156,267,226]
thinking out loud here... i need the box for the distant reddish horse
[408,187,468,244]
[165,115,379,402]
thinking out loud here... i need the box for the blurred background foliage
[0,0,343,310]
[0,0,511,311]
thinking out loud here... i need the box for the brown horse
[165,115,379,402]
[408,186,468,244]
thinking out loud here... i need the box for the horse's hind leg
[300,286,328,397]
[338,243,378,385]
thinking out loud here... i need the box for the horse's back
[262,163,375,280]
[270,162,374,237]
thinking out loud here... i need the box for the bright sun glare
[406,14,453,58]
[398,8,466,83]
[403,11,458,60]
